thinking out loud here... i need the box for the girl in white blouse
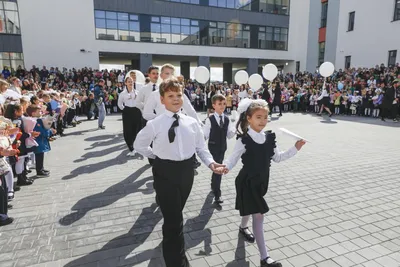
[220,99,305,267]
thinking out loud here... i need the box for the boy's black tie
[168,114,179,143]
[134,82,136,89]
[219,115,223,128]
[153,84,156,91]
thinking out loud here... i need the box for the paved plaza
[1,113,400,267]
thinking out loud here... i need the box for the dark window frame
[94,9,289,51]
[0,1,21,35]
[394,0,400,21]
[320,2,328,28]
[388,50,397,67]
[345,56,351,69]
[318,42,325,66]
[348,11,355,31]
[296,61,300,72]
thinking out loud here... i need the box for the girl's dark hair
[236,99,270,136]
[4,103,22,120]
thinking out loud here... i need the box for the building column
[139,53,152,74]
[180,61,190,80]
[222,63,233,84]
[247,58,259,75]
[197,56,210,70]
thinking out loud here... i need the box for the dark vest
[208,115,229,153]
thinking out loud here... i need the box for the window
[394,0,400,21]
[296,61,300,72]
[345,56,351,69]
[164,0,289,14]
[0,1,21,34]
[95,9,140,41]
[0,52,24,70]
[348,12,355,31]
[388,50,397,66]
[258,26,288,50]
[318,42,325,66]
[320,2,328,28]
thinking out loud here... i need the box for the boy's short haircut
[159,77,183,97]
[161,63,175,74]
[42,93,50,99]
[212,94,226,104]
[147,65,159,73]
[26,105,41,116]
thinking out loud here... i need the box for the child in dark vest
[134,77,224,267]
[220,99,306,267]
[203,94,235,204]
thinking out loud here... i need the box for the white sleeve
[117,92,125,111]
[194,123,214,167]
[182,94,202,125]
[272,145,298,163]
[133,123,156,159]
[227,119,236,139]
[136,86,146,111]
[224,138,246,170]
[143,93,157,121]
[202,117,211,140]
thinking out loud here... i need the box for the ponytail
[236,112,249,136]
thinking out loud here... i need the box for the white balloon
[262,64,278,81]
[248,74,263,90]
[234,70,249,85]
[125,70,146,84]
[194,66,210,84]
[319,62,335,78]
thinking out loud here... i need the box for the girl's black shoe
[260,257,282,267]
[239,227,255,243]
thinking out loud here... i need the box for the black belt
[155,154,195,164]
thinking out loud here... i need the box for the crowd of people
[0,61,398,267]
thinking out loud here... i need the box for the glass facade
[95,10,289,51]
[0,1,20,34]
[258,26,288,50]
[94,10,140,41]
[0,52,24,70]
[394,0,400,21]
[164,0,290,15]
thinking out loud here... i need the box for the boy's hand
[51,129,57,134]
[295,140,306,151]
[32,131,40,138]
[209,162,226,175]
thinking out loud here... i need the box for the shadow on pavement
[59,165,152,226]
[64,192,218,267]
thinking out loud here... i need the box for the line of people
[116,64,306,267]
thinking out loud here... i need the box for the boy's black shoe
[17,177,33,186]
[99,125,106,130]
[0,217,14,227]
[239,227,255,243]
[14,185,21,192]
[37,171,50,177]
[260,257,282,267]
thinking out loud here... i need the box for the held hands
[209,162,230,175]
[295,140,306,151]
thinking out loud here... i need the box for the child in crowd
[225,89,233,114]
[134,77,224,267]
[28,105,56,177]
[203,94,235,205]
[221,99,305,267]
[372,89,383,118]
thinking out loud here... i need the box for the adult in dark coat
[272,83,283,116]
[381,82,395,121]
[261,84,272,112]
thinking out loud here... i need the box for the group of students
[117,64,306,267]
[0,78,84,227]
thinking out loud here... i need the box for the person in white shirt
[117,72,125,83]
[219,99,305,267]
[317,84,333,117]
[136,66,160,120]
[133,77,224,267]
[202,94,236,204]
[127,70,144,92]
[118,76,142,156]
[143,64,202,125]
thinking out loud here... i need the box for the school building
[1,0,399,82]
